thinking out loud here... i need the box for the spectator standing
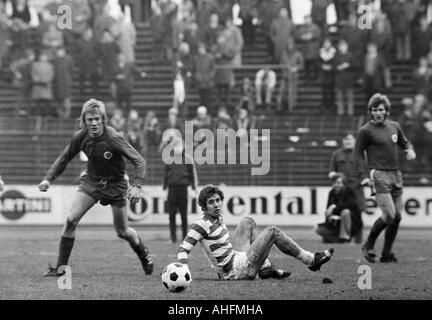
[257,0,284,62]
[213,33,235,110]
[270,7,294,63]
[52,47,74,119]
[10,48,35,116]
[363,42,391,103]
[239,0,257,46]
[163,137,198,244]
[99,31,121,81]
[370,14,393,67]
[413,56,432,100]
[149,3,166,63]
[31,51,54,116]
[277,40,303,113]
[388,0,417,61]
[41,23,64,58]
[126,109,145,155]
[143,110,162,154]
[115,15,137,64]
[311,0,332,35]
[62,0,91,54]
[183,22,200,59]
[194,42,215,110]
[412,15,432,59]
[196,0,218,29]
[76,28,100,96]
[221,16,244,67]
[334,39,355,116]
[319,38,336,112]
[339,14,369,79]
[296,14,321,81]
[112,53,147,115]
[201,13,222,53]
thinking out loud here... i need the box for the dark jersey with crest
[354,120,412,179]
[44,126,146,185]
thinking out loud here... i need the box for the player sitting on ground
[39,99,153,276]
[177,185,334,280]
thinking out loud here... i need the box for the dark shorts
[371,169,403,197]
[78,174,129,207]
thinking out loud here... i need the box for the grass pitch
[1,225,431,300]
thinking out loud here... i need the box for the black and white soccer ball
[161,262,192,292]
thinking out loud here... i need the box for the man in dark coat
[315,173,363,244]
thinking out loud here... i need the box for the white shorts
[221,251,256,280]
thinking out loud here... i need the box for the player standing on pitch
[354,93,416,263]
[39,99,153,276]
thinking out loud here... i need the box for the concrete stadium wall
[1,185,431,227]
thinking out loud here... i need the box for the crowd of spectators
[0,0,145,118]
[1,0,432,170]
[148,0,432,121]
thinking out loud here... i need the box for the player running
[354,93,416,263]
[177,185,333,280]
[39,99,153,276]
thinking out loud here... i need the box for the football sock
[56,236,75,268]
[297,249,315,266]
[381,217,401,257]
[129,236,149,259]
[364,217,387,250]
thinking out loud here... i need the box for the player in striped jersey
[177,185,334,280]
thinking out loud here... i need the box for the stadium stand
[0,23,427,187]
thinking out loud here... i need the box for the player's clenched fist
[39,179,50,192]
[127,185,142,205]
[405,149,416,161]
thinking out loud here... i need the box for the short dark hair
[198,185,224,211]
[331,172,346,184]
[367,93,391,113]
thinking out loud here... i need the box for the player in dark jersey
[354,93,416,263]
[39,99,154,276]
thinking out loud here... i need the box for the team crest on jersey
[103,151,113,159]
[391,134,398,143]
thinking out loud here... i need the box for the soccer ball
[161,263,192,292]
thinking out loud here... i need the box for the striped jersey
[177,215,235,274]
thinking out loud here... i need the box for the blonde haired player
[39,99,153,276]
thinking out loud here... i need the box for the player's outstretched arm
[0,176,5,192]
[38,179,50,192]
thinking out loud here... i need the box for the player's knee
[240,217,256,229]
[393,214,402,224]
[65,217,79,232]
[265,225,279,237]
[382,214,394,225]
[340,209,351,218]
[116,229,128,239]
